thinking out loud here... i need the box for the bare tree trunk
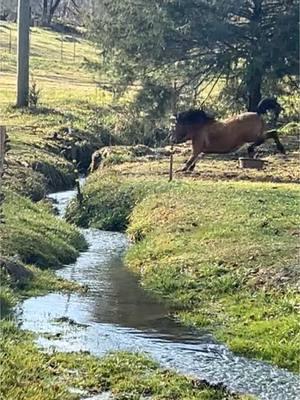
[247,1,263,112]
[62,0,69,18]
[47,0,62,25]
[42,0,48,25]
[247,69,262,112]
[16,0,30,108]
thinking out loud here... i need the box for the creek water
[16,186,300,400]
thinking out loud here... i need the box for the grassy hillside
[0,22,98,106]
[1,22,298,199]
[0,22,113,198]
[0,21,298,399]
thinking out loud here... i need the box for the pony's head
[170,109,214,144]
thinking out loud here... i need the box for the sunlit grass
[0,321,248,400]
[0,190,86,315]
[1,189,86,267]
[67,167,300,371]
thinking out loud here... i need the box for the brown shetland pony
[170,98,286,172]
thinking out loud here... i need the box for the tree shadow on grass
[9,105,77,122]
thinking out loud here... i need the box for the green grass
[1,190,86,267]
[0,283,15,311]
[0,320,248,400]
[67,168,300,372]
[0,189,86,311]
[0,22,99,104]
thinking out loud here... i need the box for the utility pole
[16,0,30,108]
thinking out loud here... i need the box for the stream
[17,186,300,400]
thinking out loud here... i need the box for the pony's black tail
[256,98,283,117]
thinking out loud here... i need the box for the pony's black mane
[176,109,215,125]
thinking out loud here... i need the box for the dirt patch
[247,264,300,292]
[89,144,171,172]
[0,256,33,284]
[4,125,102,200]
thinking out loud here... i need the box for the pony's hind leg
[247,137,265,158]
[248,130,286,158]
[265,130,286,154]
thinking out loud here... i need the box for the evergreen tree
[89,0,299,111]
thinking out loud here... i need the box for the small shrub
[28,78,41,109]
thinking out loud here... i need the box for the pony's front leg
[176,135,205,173]
[188,152,204,172]
[181,155,196,172]
[177,152,200,173]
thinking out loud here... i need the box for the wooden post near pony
[169,144,174,182]
[169,144,173,182]
[169,81,177,182]
[0,126,6,180]
[0,126,6,225]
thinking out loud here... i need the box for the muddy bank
[3,126,102,200]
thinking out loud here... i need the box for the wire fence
[0,20,96,108]
[0,21,88,63]
[0,21,145,109]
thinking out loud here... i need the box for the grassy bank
[1,190,86,267]
[1,321,248,400]
[67,164,300,372]
[0,175,246,400]
[0,190,86,309]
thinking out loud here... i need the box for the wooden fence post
[60,34,64,61]
[8,28,12,54]
[169,146,174,182]
[0,126,6,225]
